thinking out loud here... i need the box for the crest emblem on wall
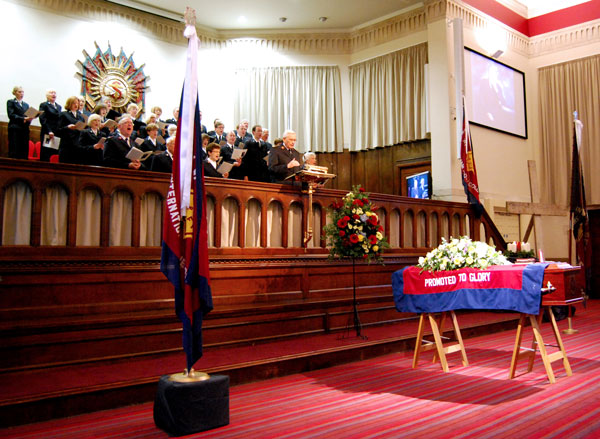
[77,42,150,114]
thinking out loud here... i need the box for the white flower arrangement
[417,236,511,272]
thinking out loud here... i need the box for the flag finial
[184,7,196,27]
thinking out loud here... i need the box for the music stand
[287,165,336,247]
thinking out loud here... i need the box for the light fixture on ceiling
[238,15,248,24]
[491,50,504,59]
[318,17,328,22]
[279,17,287,22]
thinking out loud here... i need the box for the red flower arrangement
[324,185,389,262]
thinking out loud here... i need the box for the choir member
[6,86,33,159]
[57,96,86,164]
[39,89,62,161]
[78,114,105,166]
[203,143,227,178]
[140,123,165,153]
[150,135,174,173]
[102,115,144,170]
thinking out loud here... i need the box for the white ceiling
[109,0,591,31]
[109,0,424,31]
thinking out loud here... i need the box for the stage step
[0,310,520,427]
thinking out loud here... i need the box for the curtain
[76,189,101,246]
[267,201,282,247]
[349,43,428,150]
[221,197,239,247]
[245,199,261,247]
[140,193,162,247]
[538,54,600,205]
[307,204,322,248]
[206,197,215,247]
[41,185,68,246]
[2,181,32,245]
[287,203,303,247]
[109,191,132,246]
[234,66,343,153]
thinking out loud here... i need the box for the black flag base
[154,374,230,436]
[168,368,210,382]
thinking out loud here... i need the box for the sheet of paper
[217,161,234,175]
[231,148,247,160]
[74,121,86,130]
[125,146,152,161]
[103,119,117,129]
[134,137,145,146]
[42,134,60,150]
[25,107,43,119]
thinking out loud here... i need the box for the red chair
[50,155,59,163]
[28,141,41,160]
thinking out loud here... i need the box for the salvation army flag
[392,263,548,315]
[460,97,484,216]
[160,16,213,372]
[569,118,587,243]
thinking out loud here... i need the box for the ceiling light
[279,17,287,22]
[319,17,328,22]
[238,15,248,24]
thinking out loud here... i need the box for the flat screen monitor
[464,47,527,138]
[406,171,430,199]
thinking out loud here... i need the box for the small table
[508,265,584,384]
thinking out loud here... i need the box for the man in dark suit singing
[268,129,303,183]
[102,116,144,170]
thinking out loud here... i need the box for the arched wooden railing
[0,158,505,258]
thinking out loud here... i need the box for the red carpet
[2,301,599,438]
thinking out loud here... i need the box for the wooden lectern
[288,165,336,247]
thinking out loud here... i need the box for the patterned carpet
[3,301,599,439]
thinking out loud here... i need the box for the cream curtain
[109,191,132,246]
[2,181,32,245]
[287,203,303,247]
[221,197,239,247]
[41,185,68,246]
[307,205,322,248]
[349,43,428,151]
[140,193,162,247]
[538,54,600,205]
[245,199,261,247]
[206,197,215,247]
[267,201,282,247]
[76,189,101,246]
[234,66,343,153]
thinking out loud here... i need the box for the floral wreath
[417,236,510,272]
[324,185,389,262]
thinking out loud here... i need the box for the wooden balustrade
[0,158,504,258]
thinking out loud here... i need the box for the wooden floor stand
[508,306,573,384]
[563,305,579,334]
[412,311,469,372]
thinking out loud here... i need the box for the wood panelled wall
[316,139,430,194]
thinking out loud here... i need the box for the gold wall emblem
[77,42,150,114]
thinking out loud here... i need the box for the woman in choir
[39,89,62,161]
[151,106,163,121]
[140,123,164,153]
[92,103,114,137]
[303,151,317,166]
[126,103,145,138]
[78,114,105,166]
[78,96,91,117]
[6,86,33,159]
[166,124,177,140]
[57,96,86,164]
[203,143,228,178]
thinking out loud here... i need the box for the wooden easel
[508,306,573,384]
[412,311,468,372]
[504,161,567,253]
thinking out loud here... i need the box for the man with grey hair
[103,115,144,170]
[268,129,302,182]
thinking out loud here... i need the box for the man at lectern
[268,129,303,182]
